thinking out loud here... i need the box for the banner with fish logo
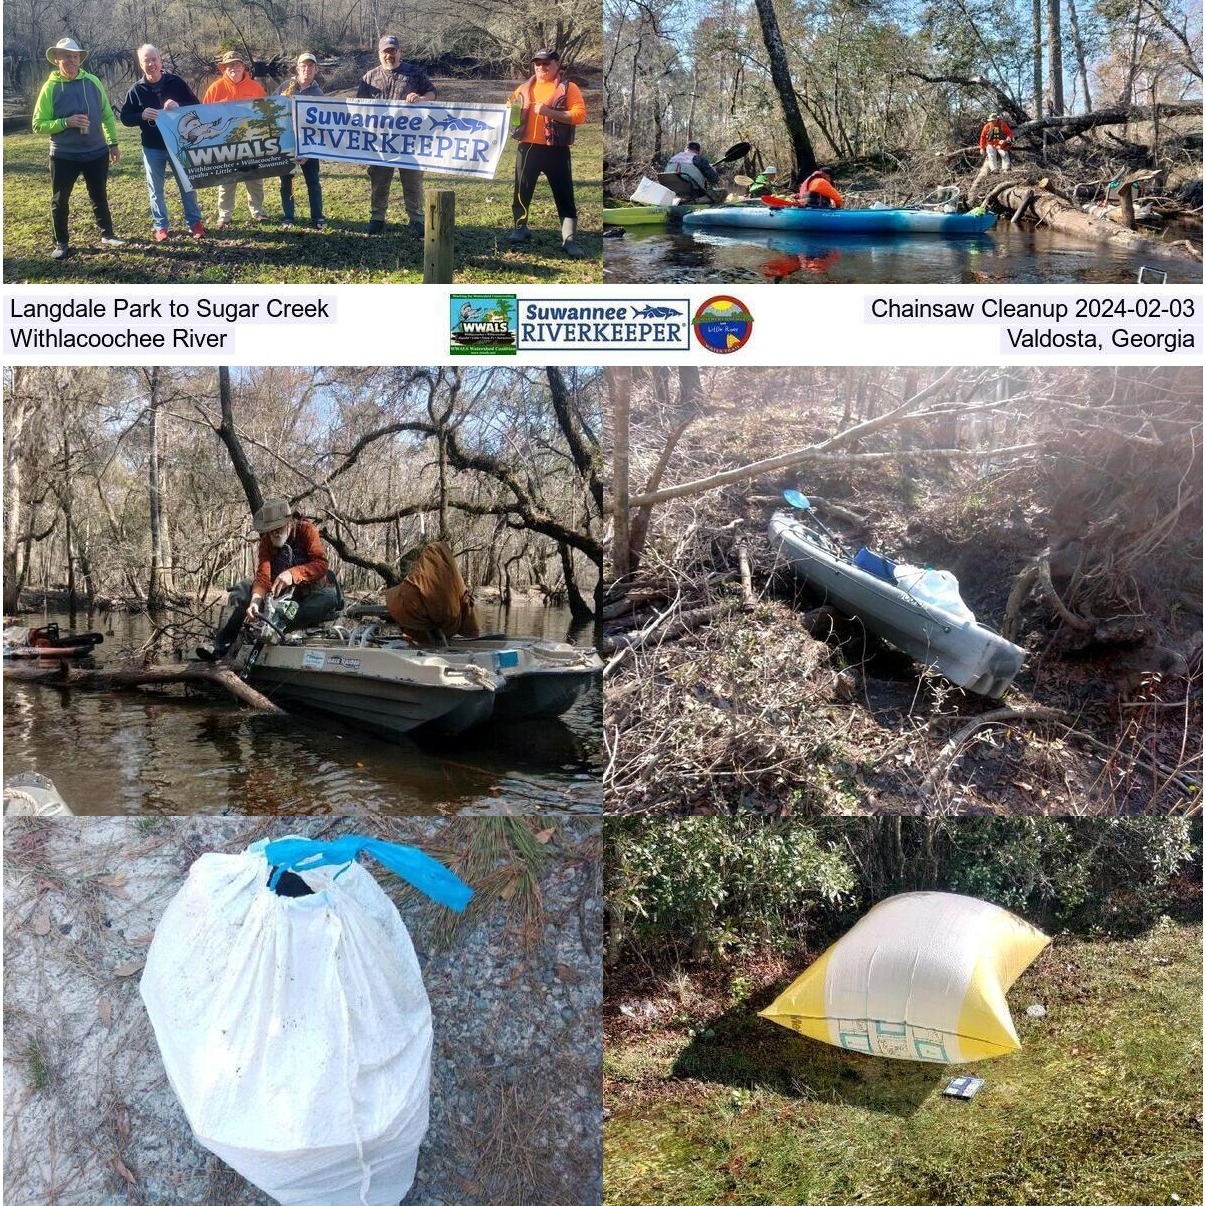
[158,98,296,190]
[295,99,509,179]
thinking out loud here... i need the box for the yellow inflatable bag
[760,892,1050,1063]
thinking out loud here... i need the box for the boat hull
[684,206,997,235]
[769,512,1024,698]
[246,645,500,738]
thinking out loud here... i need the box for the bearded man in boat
[797,168,843,208]
[978,112,1014,172]
[197,498,341,660]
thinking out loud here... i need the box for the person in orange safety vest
[797,168,843,208]
[508,47,587,258]
[979,112,1014,172]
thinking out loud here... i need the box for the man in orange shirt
[202,50,268,227]
[508,48,587,259]
[978,112,1014,172]
[797,168,843,208]
[196,498,340,660]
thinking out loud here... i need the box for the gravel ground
[3,816,602,1205]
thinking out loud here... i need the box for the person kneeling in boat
[747,165,779,197]
[666,141,720,200]
[197,498,341,660]
[979,112,1013,172]
[798,168,842,208]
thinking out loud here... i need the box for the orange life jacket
[512,74,575,147]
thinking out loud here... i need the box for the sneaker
[281,219,294,228]
[190,222,206,239]
[50,244,70,260]
[508,225,530,244]
[367,219,385,235]
[250,213,267,223]
[100,235,124,248]
[154,228,169,242]
[315,218,327,230]
[215,219,230,230]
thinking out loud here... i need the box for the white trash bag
[894,563,977,624]
[141,834,473,1205]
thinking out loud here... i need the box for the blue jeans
[280,159,324,223]
[142,146,202,231]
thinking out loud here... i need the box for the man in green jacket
[32,38,124,259]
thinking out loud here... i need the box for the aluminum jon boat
[769,510,1024,698]
[684,206,997,235]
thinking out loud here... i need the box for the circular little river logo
[692,295,754,354]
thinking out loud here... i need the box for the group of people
[34,37,588,260]
[663,108,1015,214]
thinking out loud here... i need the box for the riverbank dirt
[3,816,602,1204]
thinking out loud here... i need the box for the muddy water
[604,221,1200,284]
[3,604,601,815]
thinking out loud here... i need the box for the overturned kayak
[684,205,997,235]
[769,510,1024,698]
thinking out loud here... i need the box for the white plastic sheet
[141,840,434,1204]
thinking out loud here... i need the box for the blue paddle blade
[783,489,811,510]
[263,835,473,912]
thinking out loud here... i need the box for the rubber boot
[508,223,530,244]
[561,217,585,259]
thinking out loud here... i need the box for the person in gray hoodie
[32,38,124,259]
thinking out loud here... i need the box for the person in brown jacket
[197,497,341,660]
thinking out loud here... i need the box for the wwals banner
[158,98,296,190]
[295,99,509,178]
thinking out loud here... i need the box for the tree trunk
[4,369,31,614]
[611,368,632,586]
[1066,0,1092,111]
[1031,0,1043,122]
[988,183,1198,260]
[147,367,167,615]
[215,367,264,514]
[558,541,592,620]
[1047,0,1065,116]
[751,0,818,181]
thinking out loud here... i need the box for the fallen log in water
[4,660,285,713]
[986,182,1199,262]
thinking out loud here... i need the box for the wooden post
[423,190,455,283]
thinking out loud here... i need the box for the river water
[3,604,602,815]
[604,221,1200,284]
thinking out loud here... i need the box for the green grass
[605,922,1203,1205]
[3,121,602,284]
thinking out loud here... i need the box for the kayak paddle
[783,490,849,556]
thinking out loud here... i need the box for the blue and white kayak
[684,205,997,235]
[770,510,1024,698]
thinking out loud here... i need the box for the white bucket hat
[47,38,87,65]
